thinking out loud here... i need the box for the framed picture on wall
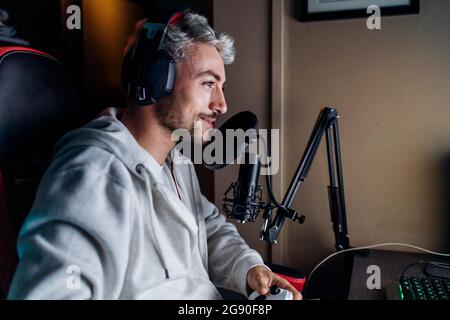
[296,0,420,22]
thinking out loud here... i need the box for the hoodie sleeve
[7,165,132,300]
[190,165,269,296]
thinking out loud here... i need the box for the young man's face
[154,42,228,143]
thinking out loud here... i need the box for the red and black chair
[0,47,81,298]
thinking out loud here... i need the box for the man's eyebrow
[195,70,226,84]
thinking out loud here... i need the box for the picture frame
[296,0,420,22]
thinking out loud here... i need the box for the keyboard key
[394,276,450,300]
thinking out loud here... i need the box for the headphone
[121,12,184,106]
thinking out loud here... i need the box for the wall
[281,0,450,272]
[82,0,144,116]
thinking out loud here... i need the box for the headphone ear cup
[125,54,175,106]
[147,52,176,101]
[129,79,154,106]
[122,47,155,106]
[123,17,179,105]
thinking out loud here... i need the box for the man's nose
[210,88,227,114]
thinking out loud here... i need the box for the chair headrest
[0,47,79,166]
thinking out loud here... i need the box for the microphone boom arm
[261,108,350,251]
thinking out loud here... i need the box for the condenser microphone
[223,152,264,223]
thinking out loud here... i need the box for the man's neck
[121,106,175,166]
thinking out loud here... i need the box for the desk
[305,249,450,300]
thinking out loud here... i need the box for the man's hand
[246,265,302,300]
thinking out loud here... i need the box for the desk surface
[305,249,450,300]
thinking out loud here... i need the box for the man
[8,10,301,300]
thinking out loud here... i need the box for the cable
[303,242,450,297]
[258,136,284,209]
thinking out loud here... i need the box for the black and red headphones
[121,12,184,106]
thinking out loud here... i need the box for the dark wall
[131,0,213,23]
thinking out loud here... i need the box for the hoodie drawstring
[136,164,170,279]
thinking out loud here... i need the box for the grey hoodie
[7,108,267,300]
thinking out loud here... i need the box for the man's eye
[204,81,215,88]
